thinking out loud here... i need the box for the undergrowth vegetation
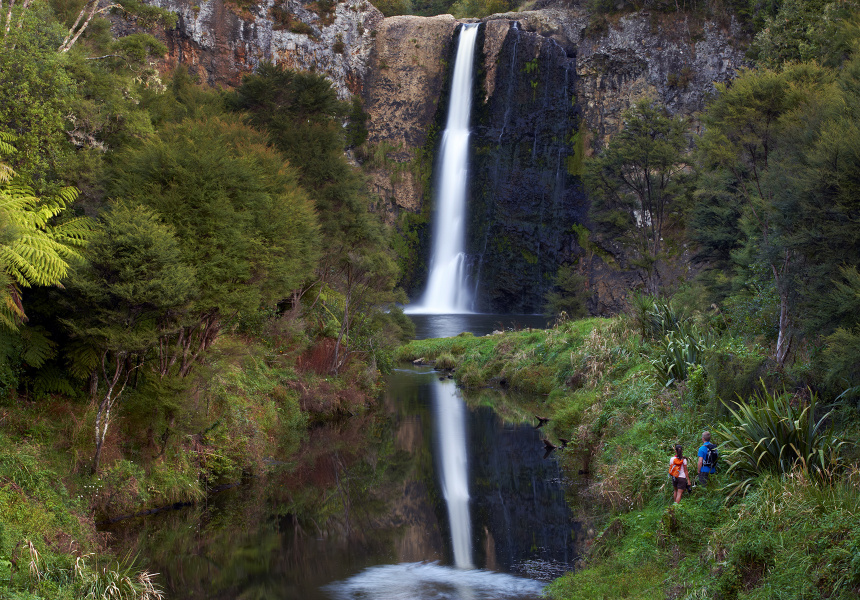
[0,325,380,598]
[399,304,860,599]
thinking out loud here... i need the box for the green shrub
[704,348,773,412]
[372,0,413,17]
[434,352,456,370]
[686,364,708,405]
[650,323,715,387]
[717,385,847,499]
[449,0,512,18]
[543,264,589,319]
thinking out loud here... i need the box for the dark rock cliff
[467,20,583,313]
[461,8,746,313]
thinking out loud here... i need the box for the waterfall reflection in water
[433,377,473,569]
[328,371,576,599]
[104,365,575,599]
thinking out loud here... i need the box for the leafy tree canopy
[750,0,859,69]
[108,115,321,321]
[586,100,691,295]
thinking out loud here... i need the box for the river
[106,314,577,599]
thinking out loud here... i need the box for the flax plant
[629,292,685,339]
[650,323,715,387]
[717,384,847,499]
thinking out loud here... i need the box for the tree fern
[0,271,25,329]
[0,154,93,329]
[19,326,57,369]
[33,364,77,398]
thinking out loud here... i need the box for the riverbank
[0,330,381,598]
[4,310,858,599]
[396,314,860,599]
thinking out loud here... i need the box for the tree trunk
[59,0,99,53]
[3,0,15,38]
[92,351,130,474]
[772,250,793,366]
[775,291,792,366]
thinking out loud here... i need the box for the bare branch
[59,1,121,53]
[4,0,15,38]
[60,0,89,50]
[15,0,30,29]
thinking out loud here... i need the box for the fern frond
[51,216,95,248]
[0,132,15,158]
[0,274,26,329]
[0,164,13,184]
[20,327,58,368]
[0,193,37,217]
[0,303,23,330]
[51,186,80,206]
[33,365,78,398]
[1,167,87,318]
[0,133,16,184]
[65,340,101,380]
[0,234,76,287]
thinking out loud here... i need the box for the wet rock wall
[467,21,584,313]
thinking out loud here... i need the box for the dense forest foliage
[579,0,860,401]
[1,2,411,596]
[1,1,411,416]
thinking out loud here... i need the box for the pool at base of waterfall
[323,562,546,600]
[104,336,577,600]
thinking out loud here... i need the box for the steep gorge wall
[467,20,583,313]
[135,2,747,314]
[464,7,746,313]
[136,0,384,95]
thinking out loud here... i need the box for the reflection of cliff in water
[468,404,579,578]
[105,413,440,600]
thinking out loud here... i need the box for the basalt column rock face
[468,20,584,313]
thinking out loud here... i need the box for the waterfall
[433,379,473,569]
[408,23,480,315]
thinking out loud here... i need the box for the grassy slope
[397,317,860,600]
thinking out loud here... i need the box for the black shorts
[673,477,688,490]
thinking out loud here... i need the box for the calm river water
[106,315,576,599]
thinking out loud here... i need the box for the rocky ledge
[138,0,383,96]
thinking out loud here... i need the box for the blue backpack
[703,443,719,470]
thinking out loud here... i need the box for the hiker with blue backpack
[697,431,718,485]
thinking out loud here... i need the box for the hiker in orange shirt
[668,444,691,503]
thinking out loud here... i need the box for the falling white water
[433,378,473,569]
[408,24,480,315]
